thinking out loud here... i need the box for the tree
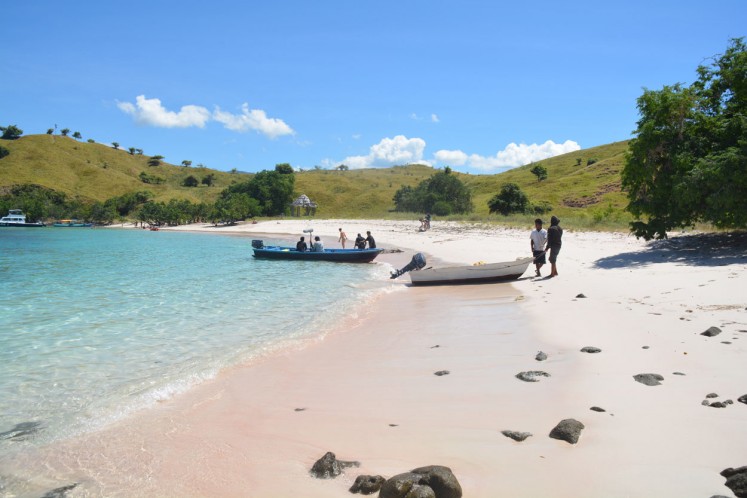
[487,183,530,216]
[336,164,349,171]
[112,142,120,149]
[221,168,295,216]
[392,168,473,214]
[148,155,164,167]
[47,128,54,135]
[72,131,82,140]
[275,163,294,174]
[530,164,548,182]
[128,147,136,155]
[181,160,192,167]
[135,148,143,155]
[202,173,216,186]
[183,175,199,187]
[621,38,747,239]
[61,128,70,136]
[0,125,23,140]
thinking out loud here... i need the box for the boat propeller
[390,253,427,279]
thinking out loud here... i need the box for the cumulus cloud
[338,135,429,169]
[213,103,294,138]
[117,95,211,128]
[434,140,581,171]
[117,95,293,139]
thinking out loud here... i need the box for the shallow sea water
[0,228,389,457]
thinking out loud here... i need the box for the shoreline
[5,220,747,497]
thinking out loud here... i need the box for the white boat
[409,257,533,286]
[0,209,46,227]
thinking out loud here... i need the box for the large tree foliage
[487,183,531,216]
[622,38,747,239]
[0,124,23,140]
[392,167,473,215]
[220,166,295,216]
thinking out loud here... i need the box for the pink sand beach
[7,219,747,497]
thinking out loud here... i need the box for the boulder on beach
[580,346,601,353]
[434,370,450,376]
[720,466,747,497]
[501,430,532,442]
[379,465,462,498]
[549,418,585,444]
[309,451,360,479]
[702,326,722,337]
[633,373,664,386]
[349,474,386,495]
[535,351,547,361]
[738,394,747,405]
[515,371,550,382]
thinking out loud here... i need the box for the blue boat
[251,240,383,263]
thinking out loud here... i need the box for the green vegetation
[530,164,548,182]
[220,164,295,216]
[0,125,23,140]
[393,166,473,215]
[622,38,747,239]
[487,183,531,215]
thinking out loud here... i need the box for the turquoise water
[0,228,389,454]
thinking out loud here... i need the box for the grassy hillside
[0,134,247,203]
[1,134,631,225]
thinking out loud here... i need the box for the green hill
[1,134,631,224]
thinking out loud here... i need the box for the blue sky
[2,1,745,174]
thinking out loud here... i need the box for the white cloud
[338,135,429,169]
[431,113,440,123]
[434,140,581,171]
[213,103,294,139]
[117,95,211,128]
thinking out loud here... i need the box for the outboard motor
[390,253,427,279]
[251,239,264,249]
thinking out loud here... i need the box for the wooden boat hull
[409,257,533,286]
[252,246,383,263]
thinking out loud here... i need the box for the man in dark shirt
[365,231,376,249]
[545,216,563,278]
[296,236,308,251]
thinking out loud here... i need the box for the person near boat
[365,231,376,249]
[545,216,563,278]
[296,236,308,252]
[354,233,366,249]
[338,228,348,248]
[530,218,547,277]
[311,236,324,252]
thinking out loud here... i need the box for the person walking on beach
[365,231,376,249]
[530,218,547,277]
[338,228,348,248]
[296,236,308,252]
[545,216,563,278]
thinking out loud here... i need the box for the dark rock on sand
[434,370,450,376]
[702,326,722,337]
[535,351,547,361]
[501,430,532,442]
[642,345,650,349]
[549,418,585,444]
[294,407,306,411]
[710,402,728,408]
[379,465,462,498]
[0,421,42,441]
[40,484,78,498]
[703,400,711,406]
[580,347,601,353]
[738,395,747,405]
[673,372,686,376]
[633,373,664,386]
[590,406,606,412]
[721,466,747,497]
[515,371,551,382]
[576,293,587,298]
[309,452,360,479]
[350,474,386,495]
[706,393,719,398]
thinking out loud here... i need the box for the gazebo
[290,194,317,217]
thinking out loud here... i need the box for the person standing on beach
[530,218,547,277]
[365,231,376,249]
[338,228,348,248]
[545,216,563,278]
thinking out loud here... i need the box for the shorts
[549,245,561,264]
[532,250,546,265]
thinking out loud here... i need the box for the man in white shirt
[530,218,547,277]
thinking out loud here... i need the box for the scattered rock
[722,341,732,344]
[515,371,551,382]
[633,373,664,386]
[389,424,399,427]
[40,484,78,498]
[379,465,462,498]
[350,475,386,495]
[549,418,585,445]
[576,293,587,298]
[727,400,734,405]
[309,452,360,479]
[702,400,711,406]
[590,406,606,412]
[0,421,43,441]
[501,430,532,442]
[710,402,728,408]
[535,351,547,361]
[738,395,747,405]
[706,393,719,398]
[434,370,450,376]
[295,408,306,412]
[431,345,440,349]
[702,326,722,337]
[673,372,686,376]
[720,466,747,498]
[580,347,601,353]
